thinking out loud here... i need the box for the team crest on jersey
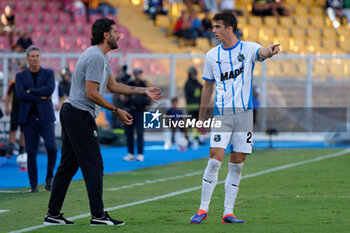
[214,134,221,142]
[237,54,245,62]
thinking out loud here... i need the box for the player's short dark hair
[171,97,178,103]
[91,18,116,45]
[212,12,237,33]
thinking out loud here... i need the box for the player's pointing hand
[269,44,280,56]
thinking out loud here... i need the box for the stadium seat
[322,28,338,39]
[264,16,278,27]
[306,39,322,54]
[322,39,338,50]
[61,36,76,50]
[310,16,325,28]
[0,36,10,49]
[32,24,48,37]
[279,17,294,27]
[307,28,321,39]
[50,24,64,36]
[275,27,290,39]
[237,16,248,27]
[329,62,345,79]
[310,6,324,16]
[300,0,313,7]
[267,61,284,77]
[30,1,45,13]
[26,13,41,24]
[338,28,350,41]
[312,61,329,78]
[294,5,309,16]
[289,38,305,53]
[291,27,306,38]
[282,62,299,77]
[249,16,263,27]
[294,16,310,27]
[66,25,80,35]
[242,27,259,41]
[259,27,275,41]
[58,12,72,24]
[14,1,29,12]
[339,40,350,52]
[47,2,60,12]
[314,0,326,7]
[42,13,57,24]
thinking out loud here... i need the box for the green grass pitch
[1,148,349,233]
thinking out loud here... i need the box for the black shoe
[90,211,125,226]
[44,213,75,225]
[29,187,38,193]
[45,177,53,191]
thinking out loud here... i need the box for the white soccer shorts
[210,110,253,154]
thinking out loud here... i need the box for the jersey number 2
[246,132,252,143]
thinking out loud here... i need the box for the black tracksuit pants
[48,103,104,217]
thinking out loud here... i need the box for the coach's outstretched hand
[145,87,163,103]
[116,108,133,125]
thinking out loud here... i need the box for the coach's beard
[108,38,118,50]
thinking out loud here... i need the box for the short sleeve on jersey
[247,42,263,63]
[202,52,215,82]
[86,54,104,83]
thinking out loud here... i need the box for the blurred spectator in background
[200,10,215,45]
[144,0,168,24]
[173,10,187,38]
[4,76,25,158]
[13,30,33,52]
[220,0,236,14]
[326,0,350,28]
[252,85,260,125]
[203,0,218,13]
[190,10,201,46]
[112,65,131,129]
[71,0,86,16]
[52,67,72,122]
[123,68,151,162]
[59,67,72,97]
[185,0,206,12]
[184,66,203,147]
[164,97,189,150]
[0,5,16,45]
[344,0,350,26]
[252,0,289,17]
[99,0,119,18]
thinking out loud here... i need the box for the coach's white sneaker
[123,153,135,161]
[136,154,144,162]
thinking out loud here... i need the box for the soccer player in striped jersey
[190,12,280,224]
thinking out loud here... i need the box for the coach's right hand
[116,108,133,125]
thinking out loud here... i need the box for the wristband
[112,107,118,114]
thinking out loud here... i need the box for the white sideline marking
[0,210,9,214]
[0,190,26,193]
[8,148,350,233]
[105,171,203,191]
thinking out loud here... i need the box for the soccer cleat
[90,211,125,226]
[123,153,135,161]
[44,213,75,225]
[136,154,144,162]
[29,186,38,193]
[45,177,53,191]
[190,209,208,224]
[222,214,245,224]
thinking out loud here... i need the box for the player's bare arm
[198,80,215,134]
[258,43,280,60]
[86,80,133,125]
[107,74,163,102]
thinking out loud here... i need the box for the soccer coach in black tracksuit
[16,45,57,193]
